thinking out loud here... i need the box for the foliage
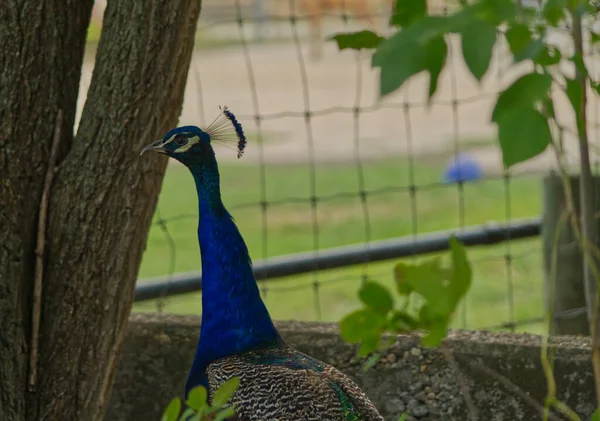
[331,0,600,170]
[329,30,385,50]
[340,237,472,354]
[333,0,600,418]
[161,377,239,421]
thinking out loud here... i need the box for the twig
[541,206,567,421]
[28,109,63,391]
[452,352,565,421]
[545,135,584,421]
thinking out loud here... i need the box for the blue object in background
[443,152,484,183]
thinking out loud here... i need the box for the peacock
[141,107,384,421]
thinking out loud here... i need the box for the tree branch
[29,110,63,392]
[32,1,202,419]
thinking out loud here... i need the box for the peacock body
[207,345,383,421]
[141,107,384,421]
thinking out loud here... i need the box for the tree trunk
[0,0,202,420]
[0,1,95,418]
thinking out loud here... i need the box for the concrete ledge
[106,314,595,421]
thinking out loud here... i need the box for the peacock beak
[140,139,168,156]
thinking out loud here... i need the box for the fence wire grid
[84,0,600,334]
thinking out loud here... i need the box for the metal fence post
[542,173,594,335]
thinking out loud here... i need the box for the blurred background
[83,0,600,334]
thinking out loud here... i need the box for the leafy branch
[332,0,600,417]
[340,237,472,354]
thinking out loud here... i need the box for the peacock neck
[185,154,281,393]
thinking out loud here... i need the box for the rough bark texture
[0,1,94,419]
[0,0,202,420]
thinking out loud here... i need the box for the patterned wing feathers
[322,365,384,421]
[206,348,384,421]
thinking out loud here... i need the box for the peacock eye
[173,135,188,147]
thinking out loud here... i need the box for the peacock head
[140,106,247,165]
[140,126,211,166]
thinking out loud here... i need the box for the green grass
[133,155,546,334]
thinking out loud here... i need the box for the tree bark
[0,0,202,420]
[0,1,94,419]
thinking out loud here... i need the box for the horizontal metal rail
[134,217,541,302]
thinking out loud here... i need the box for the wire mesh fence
[83,0,600,334]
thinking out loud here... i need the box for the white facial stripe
[166,134,200,153]
[174,141,194,153]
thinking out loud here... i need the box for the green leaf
[214,406,237,421]
[448,237,472,305]
[535,45,562,66]
[186,385,208,411]
[340,309,385,343]
[398,250,471,332]
[389,310,420,332]
[329,30,385,51]
[373,16,452,97]
[592,408,599,421]
[505,23,532,55]
[542,0,567,25]
[211,377,240,409]
[358,332,381,356]
[359,280,394,314]
[161,398,181,421]
[408,260,448,311]
[382,244,474,347]
[424,36,448,99]
[565,77,583,121]
[519,3,539,19]
[496,107,552,168]
[398,413,408,421]
[389,0,427,27]
[375,35,426,97]
[505,23,544,63]
[394,262,415,295]
[418,304,435,325]
[460,19,497,81]
[592,32,600,45]
[474,0,519,24]
[492,72,552,123]
[518,38,545,63]
[180,408,196,420]
[421,319,449,347]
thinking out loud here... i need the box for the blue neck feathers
[185,149,281,396]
